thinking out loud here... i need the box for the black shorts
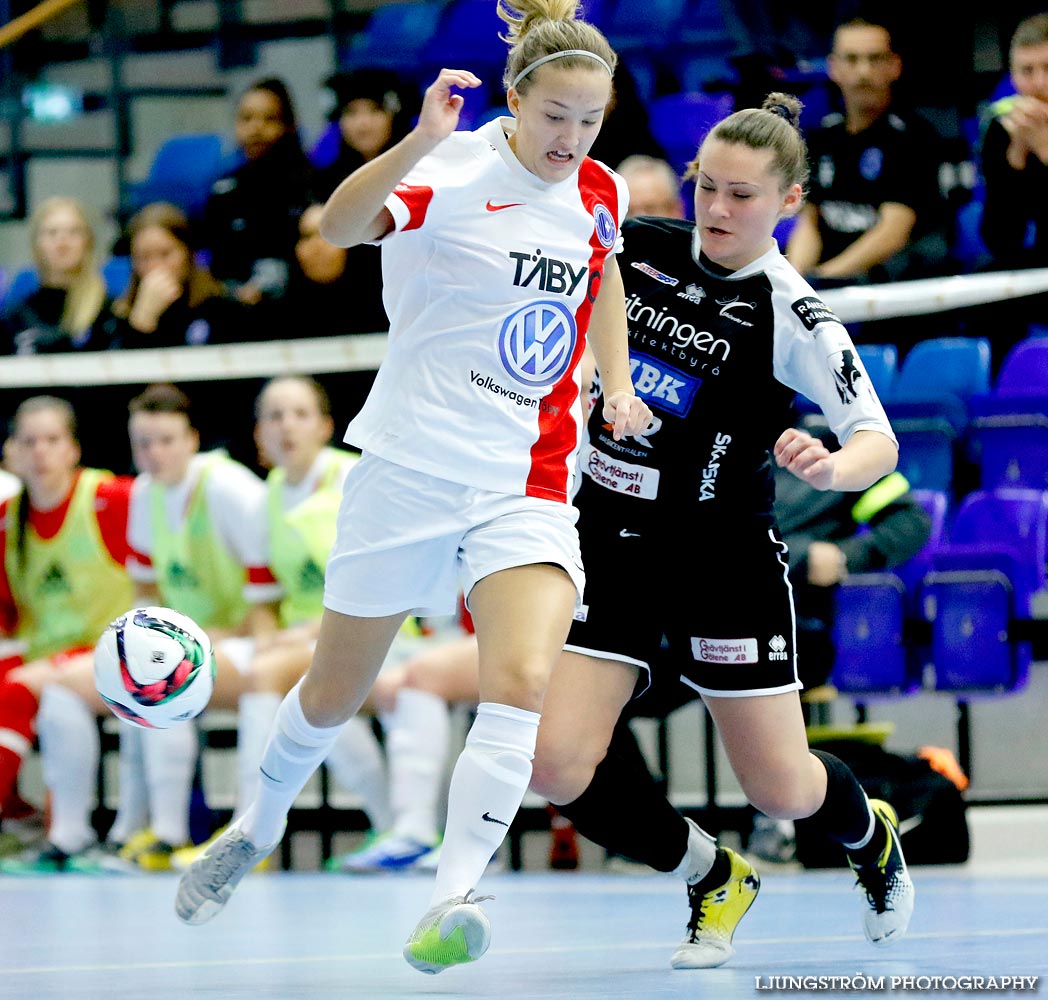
[565,494,802,700]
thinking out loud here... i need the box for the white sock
[323,716,392,833]
[429,702,539,905]
[36,686,98,854]
[108,726,150,845]
[672,817,718,884]
[235,692,282,823]
[240,680,343,847]
[142,723,198,847]
[384,688,451,844]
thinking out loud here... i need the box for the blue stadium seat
[102,256,132,299]
[602,0,688,53]
[884,336,993,495]
[418,0,511,83]
[831,572,916,697]
[340,0,447,75]
[129,132,229,222]
[889,335,992,418]
[647,91,734,175]
[830,488,949,700]
[856,342,898,400]
[970,337,1048,490]
[924,487,1048,693]
[919,486,1047,776]
[675,0,733,49]
[1,267,40,313]
[673,53,738,95]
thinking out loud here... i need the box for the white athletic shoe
[402,890,493,974]
[848,799,915,946]
[174,819,281,926]
[671,847,761,969]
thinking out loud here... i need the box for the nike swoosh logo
[481,811,509,827]
[619,529,641,538]
[259,766,282,784]
[486,200,523,212]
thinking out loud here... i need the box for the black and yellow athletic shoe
[848,799,915,946]
[671,846,760,969]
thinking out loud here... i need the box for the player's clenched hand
[416,69,482,142]
[774,427,836,490]
[602,391,652,441]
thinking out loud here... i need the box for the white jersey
[127,451,280,605]
[344,116,629,504]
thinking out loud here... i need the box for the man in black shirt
[786,17,950,286]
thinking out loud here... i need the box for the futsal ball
[94,606,216,730]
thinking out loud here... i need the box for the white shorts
[323,453,585,619]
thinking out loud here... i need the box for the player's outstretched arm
[320,68,482,249]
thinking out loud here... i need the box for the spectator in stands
[980,12,1048,268]
[268,202,389,338]
[98,202,248,349]
[312,69,419,202]
[0,396,135,872]
[616,154,686,219]
[977,12,1048,355]
[0,197,112,355]
[203,77,314,307]
[785,16,951,287]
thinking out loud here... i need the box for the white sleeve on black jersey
[770,273,897,449]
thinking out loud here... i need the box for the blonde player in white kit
[175,0,652,975]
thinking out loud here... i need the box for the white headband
[511,49,613,90]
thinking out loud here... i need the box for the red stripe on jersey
[525,158,621,502]
[95,476,134,566]
[247,565,278,586]
[393,183,435,232]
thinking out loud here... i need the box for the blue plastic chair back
[421,0,510,75]
[1,267,41,312]
[856,343,898,400]
[892,336,992,405]
[996,337,1048,397]
[648,91,734,174]
[133,133,227,221]
[342,1,446,72]
[831,573,916,695]
[604,0,688,49]
[922,488,1048,693]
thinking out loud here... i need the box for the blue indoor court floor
[1,860,1046,1000]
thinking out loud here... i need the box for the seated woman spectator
[311,69,418,201]
[202,77,314,307]
[97,202,247,349]
[263,202,388,339]
[1,196,112,355]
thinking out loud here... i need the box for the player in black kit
[530,93,915,969]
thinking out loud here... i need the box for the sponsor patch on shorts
[573,603,589,623]
[691,636,758,664]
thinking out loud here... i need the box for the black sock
[797,749,886,865]
[556,719,689,873]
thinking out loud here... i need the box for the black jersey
[580,216,895,527]
[806,110,946,263]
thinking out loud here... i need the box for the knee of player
[530,733,593,804]
[742,770,822,821]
